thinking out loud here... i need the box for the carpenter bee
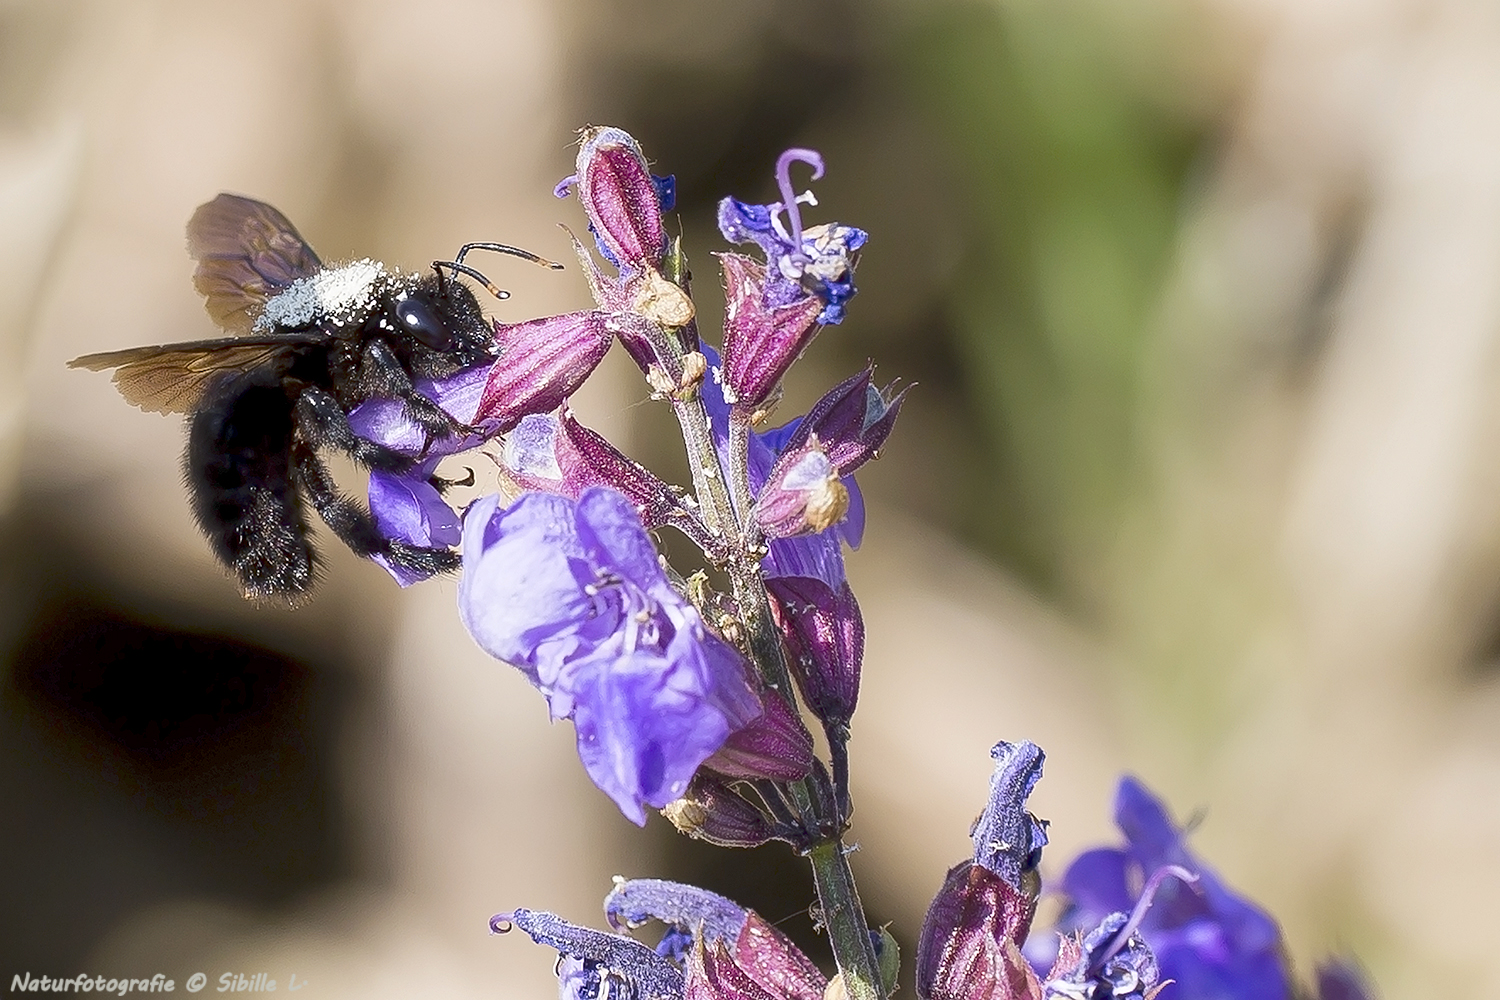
[71,193,558,602]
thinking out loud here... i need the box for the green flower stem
[671,392,736,546]
[809,839,884,1000]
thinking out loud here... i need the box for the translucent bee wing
[69,336,315,414]
[187,194,323,335]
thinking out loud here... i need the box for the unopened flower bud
[703,689,814,782]
[784,367,908,477]
[476,310,612,429]
[663,775,777,849]
[719,252,824,409]
[575,126,667,272]
[767,576,863,729]
[754,437,849,539]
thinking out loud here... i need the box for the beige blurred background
[3,1,1498,998]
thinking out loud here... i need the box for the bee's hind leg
[290,442,459,578]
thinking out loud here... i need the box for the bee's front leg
[359,338,472,446]
[295,386,415,473]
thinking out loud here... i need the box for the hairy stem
[809,839,883,1000]
[671,393,736,545]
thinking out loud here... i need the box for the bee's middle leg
[360,338,473,441]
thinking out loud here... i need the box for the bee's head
[389,279,494,370]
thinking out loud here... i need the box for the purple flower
[492,908,683,1000]
[717,148,867,325]
[717,251,825,410]
[1034,777,1294,1000]
[1041,866,1196,1000]
[496,880,831,1000]
[972,740,1049,891]
[602,879,828,1000]
[457,487,762,825]
[699,343,862,592]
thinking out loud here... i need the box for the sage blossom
[458,487,762,824]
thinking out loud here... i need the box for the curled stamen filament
[1091,864,1199,972]
[774,148,825,253]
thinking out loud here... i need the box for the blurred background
[2,0,1497,997]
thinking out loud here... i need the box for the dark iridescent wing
[69,335,319,414]
[187,194,322,335]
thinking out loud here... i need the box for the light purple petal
[458,492,597,690]
[570,643,740,825]
[574,487,672,600]
[457,487,759,825]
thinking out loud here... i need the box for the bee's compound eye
[393,294,452,350]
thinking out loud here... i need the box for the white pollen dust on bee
[256,257,388,331]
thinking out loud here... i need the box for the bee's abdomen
[186,373,314,599]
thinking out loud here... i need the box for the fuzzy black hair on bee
[71,194,558,603]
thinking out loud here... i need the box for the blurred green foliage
[901,1,1206,600]
[574,0,1214,608]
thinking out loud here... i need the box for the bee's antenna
[454,242,566,271]
[431,260,511,301]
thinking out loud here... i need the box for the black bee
[71,193,556,602]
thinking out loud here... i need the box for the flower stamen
[1090,864,1199,973]
[774,148,825,257]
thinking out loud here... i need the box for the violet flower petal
[367,465,461,587]
[1042,777,1295,1000]
[458,487,760,825]
[604,879,747,944]
[495,908,683,1000]
[716,148,867,325]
